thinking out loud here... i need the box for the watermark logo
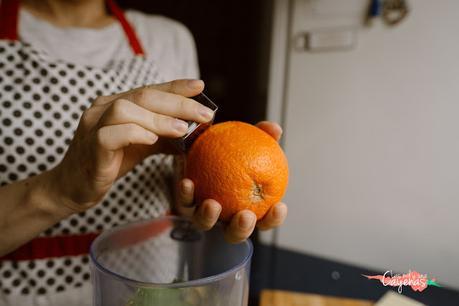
[363,270,440,293]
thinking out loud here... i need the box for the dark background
[118,0,274,124]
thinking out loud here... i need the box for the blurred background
[121,0,459,304]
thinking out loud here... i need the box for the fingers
[192,199,221,230]
[122,89,214,123]
[92,79,205,107]
[175,178,196,217]
[148,79,205,97]
[178,178,194,207]
[180,197,286,241]
[95,123,158,151]
[91,80,213,139]
[224,210,257,244]
[256,202,288,231]
[94,81,217,138]
[98,99,189,138]
[256,121,283,141]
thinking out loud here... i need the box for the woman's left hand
[175,121,288,243]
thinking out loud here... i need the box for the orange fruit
[185,121,289,221]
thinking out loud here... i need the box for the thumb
[148,79,205,97]
[256,121,283,142]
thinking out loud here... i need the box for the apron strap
[0,0,20,40]
[0,0,145,57]
[106,0,145,56]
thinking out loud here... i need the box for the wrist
[26,169,77,222]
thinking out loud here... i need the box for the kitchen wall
[268,0,459,288]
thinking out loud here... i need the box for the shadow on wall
[119,0,274,124]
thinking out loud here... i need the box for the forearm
[0,169,73,256]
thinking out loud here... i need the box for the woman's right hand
[49,79,212,214]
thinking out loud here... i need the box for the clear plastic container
[90,216,253,306]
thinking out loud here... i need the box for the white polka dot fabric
[0,40,174,301]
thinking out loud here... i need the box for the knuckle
[92,96,104,106]
[106,99,130,120]
[111,99,128,114]
[149,114,160,130]
[133,90,147,103]
[95,128,107,147]
[178,97,188,111]
[135,87,156,102]
[80,109,92,127]
[92,95,109,106]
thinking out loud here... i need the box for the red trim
[106,0,145,56]
[0,0,20,40]
[1,212,173,261]
[108,218,171,249]
[0,233,99,261]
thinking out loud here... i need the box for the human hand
[175,121,288,243]
[50,79,213,213]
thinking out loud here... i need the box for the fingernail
[214,204,222,215]
[173,119,188,133]
[180,180,191,194]
[239,213,256,230]
[273,204,286,219]
[187,79,204,90]
[278,126,283,136]
[202,202,221,218]
[147,132,158,143]
[199,107,214,121]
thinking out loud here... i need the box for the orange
[185,121,289,221]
